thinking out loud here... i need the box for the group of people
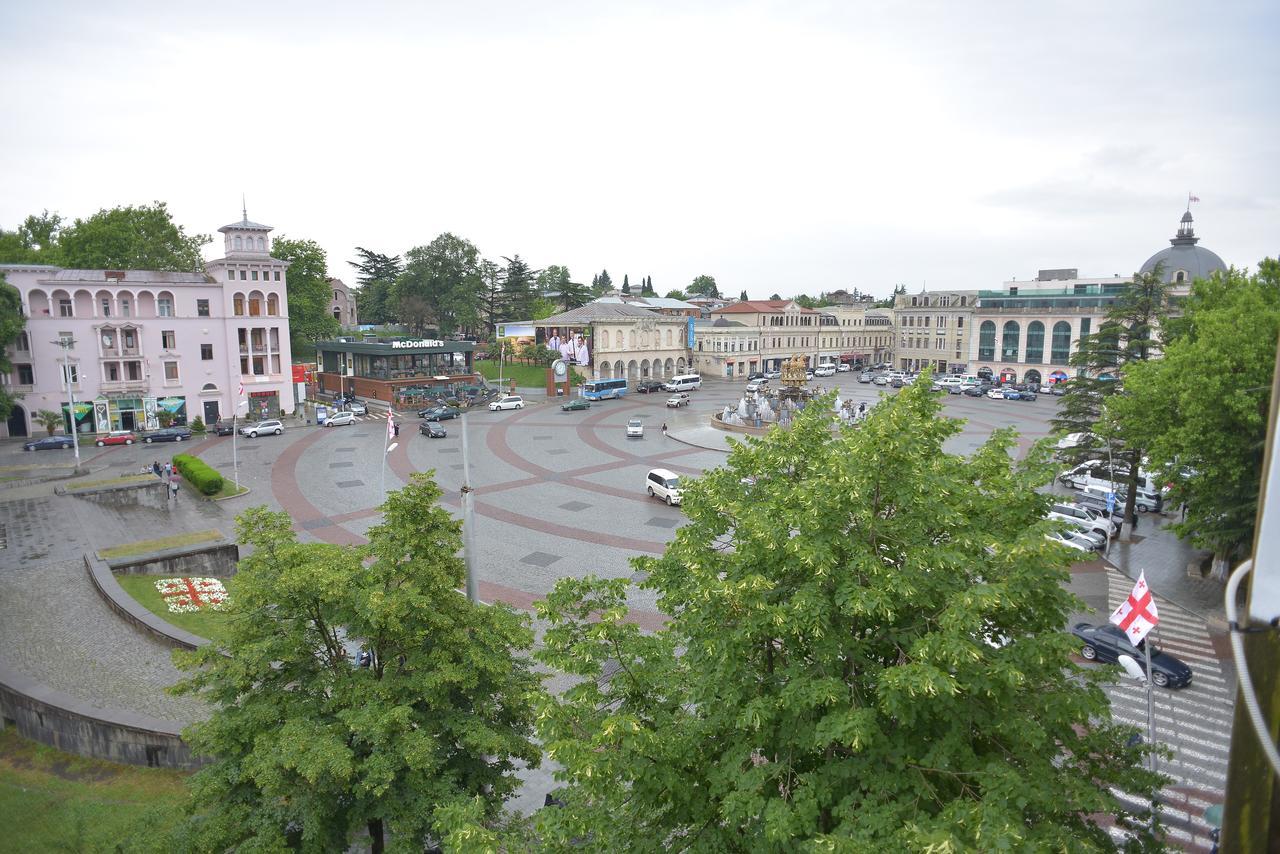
[150,460,182,501]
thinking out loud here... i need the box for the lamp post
[380,441,398,496]
[459,411,479,603]
[52,337,82,471]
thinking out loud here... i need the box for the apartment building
[892,290,977,374]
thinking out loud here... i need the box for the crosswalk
[1098,571,1232,851]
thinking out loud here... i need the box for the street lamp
[52,337,82,471]
[459,411,479,603]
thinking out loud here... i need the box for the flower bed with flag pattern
[154,577,229,612]
[113,574,233,643]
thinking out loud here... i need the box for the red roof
[712,299,813,314]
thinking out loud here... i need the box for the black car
[746,372,766,381]
[1069,622,1193,688]
[23,435,74,451]
[141,426,193,443]
[962,384,990,397]
[212,419,237,436]
[419,421,447,438]
[419,406,461,421]
[635,380,665,394]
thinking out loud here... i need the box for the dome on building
[1138,209,1227,284]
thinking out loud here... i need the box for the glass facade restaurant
[314,338,478,403]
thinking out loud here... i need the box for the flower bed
[154,577,229,613]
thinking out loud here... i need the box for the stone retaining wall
[107,542,239,577]
[85,554,211,651]
[67,478,170,510]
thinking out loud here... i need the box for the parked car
[1012,389,1037,401]
[858,372,873,384]
[764,369,782,380]
[561,398,591,412]
[347,400,368,416]
[1051,384,1067,396]
[805,370,816,381]
[1044,529,1096,553]
[873,375,889,386]
[23,435,74,451]
[213,419,237,436]
[986,388,1005,399]
[837,363,851,372]
[1069,623,1193,688]
[666,393,691,408]
[141,426,193,443]
[420,406,462,421]
[747,372,766,381]
[419,421,447,438]
[1050,501,1120,537]
[626,418,644,438]
[814,365,836,377]
[240,420,284,438]
[489,395,524,411]
[745,380,768,393]
[646,468,682,505]
[95,430,137,446]
[636,380,665,394]
[325,411,357,427]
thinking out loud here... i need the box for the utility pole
[459,410,479,603]
[53,337,82,471]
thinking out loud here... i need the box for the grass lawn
[99,529,223,559]
[474,358,585,387]
[206,479,249,500]
[114,573,233,644]
[0,728,188,852]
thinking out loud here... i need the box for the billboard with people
[537,327,591,366]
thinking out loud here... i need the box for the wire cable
[1224,559,1280,777]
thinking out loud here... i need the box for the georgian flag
[1109,571,1159,645]
[387,407,396,442]
[1189,194,1200,203]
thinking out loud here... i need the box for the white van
[645,468,682,505]
[663,374,702,392]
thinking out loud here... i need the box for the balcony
[99,380,150,395]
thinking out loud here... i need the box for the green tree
[171,478,541,853]
[538,265,590,312]
[350,246,402,325]
[396,233,482,335]
[0,210,64,264]
[769,292,782,301]
[58,202,209,272]
[476,259,504,337]
[596,269,613,295]
[621,274,631,295]
[1052,265,1171,527]
[739,289,748,301]
[640,275,656,297]
[521,381,1163,850]
[531,296,558,320]
[664,289,688,301]
[874,284,906,308]
[272,236,340,348]
[0,276,26,420]
[1108,260,1279,563]
[34,408,63,436]
[688,274,719,298]
[500,255,539,322]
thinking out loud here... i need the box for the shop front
[315,338,478,403]
[248,390,280,420]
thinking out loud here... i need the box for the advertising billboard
[536,326,592,367]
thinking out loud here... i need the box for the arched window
[665,329,672,346]
[977,321,996,361]
[1001,321,1020,361]
[267,294,280,316]
[234,236,243,250]
[1050,321,1072,363]
[615,330,623,349]
[1175,271,1186,283]
[201,383,218,392]
[628,330,636,348]
[233,293,246,315]
[257,237,265,250]
[1025,321,1045,363]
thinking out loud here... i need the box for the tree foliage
[272,236,340,347]
[873,284,907,308]
[500,255,539,322]
[519,380,1163,850]
[593,269,613,296]
[350,246,403,326]
[0,210,64,264]
[396,233,482,335]
[1108,260,1279,559]
[739,289,749,302]
[621,274,631,295]
[476,259,504,337]
[171,476,541,853]
[0,276,26,420]
[538,265,590,312]
[58,202,209,272]
[688,274,719,298]
[664,289,688,301]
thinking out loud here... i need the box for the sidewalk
[1102,513,1224,627]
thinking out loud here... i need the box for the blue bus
[582,378,628,400]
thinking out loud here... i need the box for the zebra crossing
[1098,570,1232,851]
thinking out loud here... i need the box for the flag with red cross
[1109,570,1159,645]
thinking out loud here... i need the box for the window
[334,290,340,301]
[957,317,964,329]
[58,331,73,347]
[273,271,280,281]
[120,299,130,317]
[62,364,78,384]
[16,332,29,351]
[201,344,214,360]
[1009,286,1018,296]
[227,270,235,281]
[158,297,173,317]
[1079,317,1091,338]
[234,236,243,250]
[978,321,996,361]
[1175,271,1186,283]
[233,295,245,315]
[161,330,176,349]
[257,237,265,250]
[251,271,259,281]
[105,363,119,381]
[16,363,34,384]
[240,270,247,280]
[267,294,279,315]
[1051,321,1072,363]
[197,298,210,317]
[101,332,115,350]
[101,298,111,316]
[123,330,135,349]
[1001,321,1020,361]
[164,361,179,381]
[59,298,73,317]
[1025,321,1045,363]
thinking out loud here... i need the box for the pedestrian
[152,460,161,478]
[394,422,400,437]
[163,461,172,479]
[662,422,668,436]
[169,474,180,502]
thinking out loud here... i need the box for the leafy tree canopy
[500,255,540,322]
[397,233,482,335]
[59,202,209,272]
[739,289,749,301]
[172,476,541,853]
[271,236,340,346]
[514,380,1163,851]
[538,265,590,312]
[664,289,688,301]
[1108,260,1279,559]
[349,246,402,326]
[621,274,631,295]
[688,274,719,298]
[769,292,782,301]
[0,210,64,264]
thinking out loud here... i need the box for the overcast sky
[2,1,1275,298]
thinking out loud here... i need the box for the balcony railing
[99,380,150,394]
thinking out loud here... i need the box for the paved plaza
[0,375,1235,843]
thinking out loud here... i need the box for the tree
[171,478,541,853]
[769,292,782,301]
[664,289,688,301]
[396,233,482,335]
[874,284,907,308]
[35,409,63,436]
[687,274,719,298]
[1108,260,1279,563]
[521,380,1163,850]
[739,289,748,302]
[350,246,403,326]
[538,265,590,312]
[0,276,26,421]
[0,210,64,264]
[476,259,504,337]
[596,269,613,294]
[531,296,558,320]
[271,236,340,348]
[499,255,539,322]
[58,202,209,272]
[1053,265,1172,529]
[621,274,631,295]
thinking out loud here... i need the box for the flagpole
[1144,639,1157,774]
[232,413,239,490]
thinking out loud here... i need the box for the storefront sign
[391,339,445,349]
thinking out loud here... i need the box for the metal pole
[57,340,82,470]
[459,411,479,603]
[232,413,239,490]
[1144,640,1157,774]
[380,413,390,497]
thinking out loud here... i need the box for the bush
[190,417,206,434]
[172,453,224,496]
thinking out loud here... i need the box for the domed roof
[1139,210,1226,283]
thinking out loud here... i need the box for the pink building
[1,214,295,438]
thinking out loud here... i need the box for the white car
[814,365,836,377]
[764,370,782,379]
[626,418,644,438]
[347,400,367,416]
[666,394,691,408]
[241,419,284,437]
[489,395,524,411]
[646,468,682,505]
[1045,529,1094,553]
[986,388,1005,399]
[326,411,356,427]
[745,380,768,393]
[873,375,889,386]
[837,364,851,372]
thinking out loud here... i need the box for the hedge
[172,453,225,496]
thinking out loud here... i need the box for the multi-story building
[691,317,763,378]
[705,299,896,376]
[536,302,693,381]
[822,304,896,367]
[891,290,977,374]
[328,278,358,327]
[967,210,1226,385]
[1,213,295,438]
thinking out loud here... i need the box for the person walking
[662,422,668,437]
[169,473,180,503]
[152,460,161,478]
